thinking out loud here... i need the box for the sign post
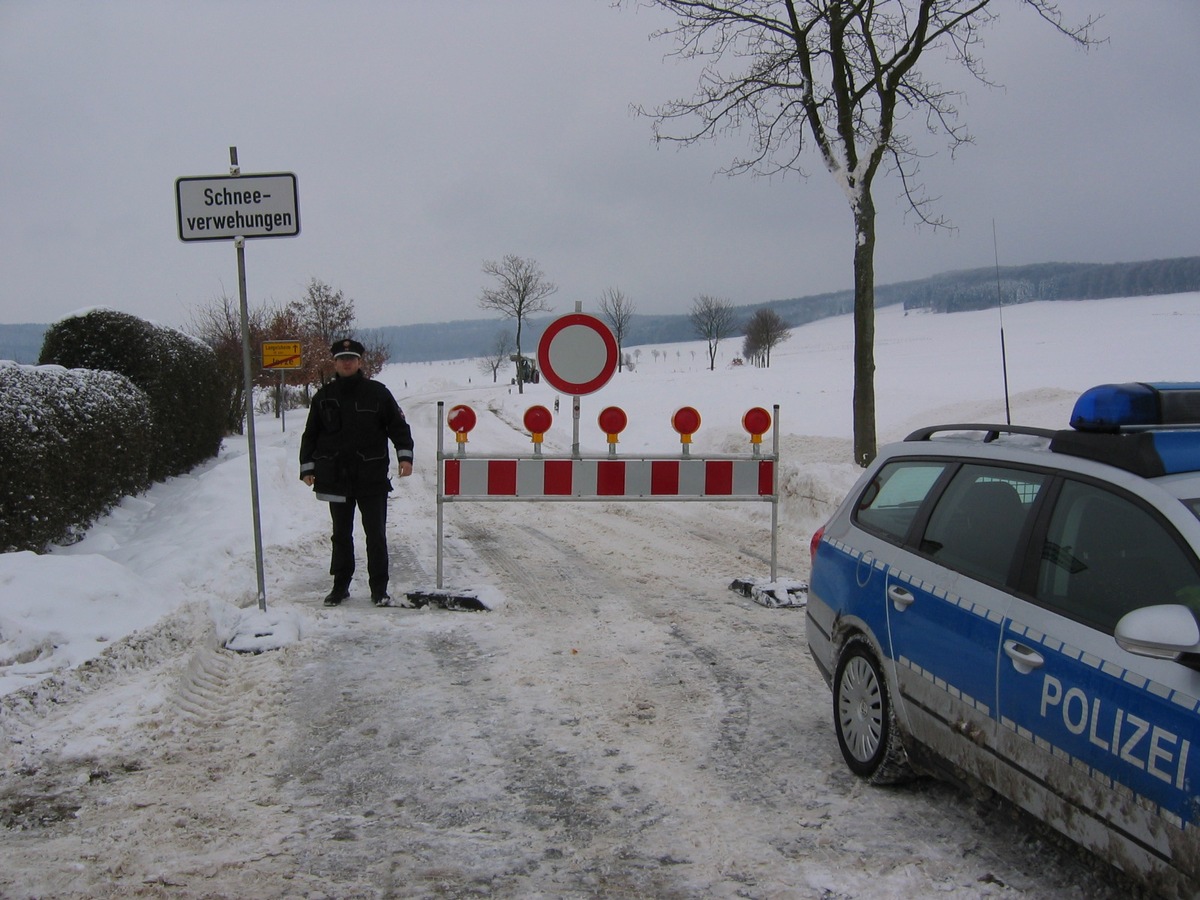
[262,340,302,432]
[175,148,300,611]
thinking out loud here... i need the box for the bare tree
[631,0,1096,464]
[478,255,558,394]
[356,328,392,380]
[742,332,762,367]
[479,331,515,383]
[744,308,792,367]
[597,287,636,372]
[187,293,272,435]
[287,277,357,388]
[689,294,737,370]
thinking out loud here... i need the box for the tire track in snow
[441,504,799,893]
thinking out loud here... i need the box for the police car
[806,383,1200,898]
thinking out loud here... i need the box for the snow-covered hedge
[0,362,153,552]
[39,309,224,482]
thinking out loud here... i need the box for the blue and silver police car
[806,383,1200,898]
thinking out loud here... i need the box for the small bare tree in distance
[288,278,356,389]
[479,331,515,383]
[356,328,392,380]
[742,331,763,367]
[478,255,558,394]
[689,295,737,371]
[597,287,636,373]
[188,292,275,435]
[744,308,792,367]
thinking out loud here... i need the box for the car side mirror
[1114,604,1200,660]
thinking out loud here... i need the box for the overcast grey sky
[2,1,1197,331]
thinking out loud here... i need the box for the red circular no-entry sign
[537,313,618,396]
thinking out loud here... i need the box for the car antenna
[993,219,1012,425]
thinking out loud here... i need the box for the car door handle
[887,584,915,611]
[1003,640,1045,675]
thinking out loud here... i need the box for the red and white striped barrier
[444,457,774,499]
[432,400,781,589]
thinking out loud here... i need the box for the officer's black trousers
[328,494,389,596]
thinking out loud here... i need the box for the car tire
[832,635,912,784]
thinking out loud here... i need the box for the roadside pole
[175,147,300,612]
[235,225,267,610]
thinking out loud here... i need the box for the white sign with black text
[175,173,300,242]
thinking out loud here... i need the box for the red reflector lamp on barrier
[672,406,702,456]
[598,406,628,455]
[447,404,477,450]
[742,406,772,454]
[524,405,553,454]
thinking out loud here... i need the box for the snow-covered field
[1,294,1196,897]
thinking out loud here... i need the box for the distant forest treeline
[893,257,1200,314]
[3,257,1198,366]
[374,256,1200,363]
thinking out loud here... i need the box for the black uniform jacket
[299,372,414,502]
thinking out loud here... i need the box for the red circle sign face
[447,404,477,434]
[742,406,772,435]
[597,406,628,435]
[672,406,702,435]
[537,313,618,396]
[523,405,553,434]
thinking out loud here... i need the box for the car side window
[1035,479,1200,632]
[853,461,949,544]
[919,464,1045,586]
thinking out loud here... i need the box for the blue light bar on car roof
[1070,382,1200,432]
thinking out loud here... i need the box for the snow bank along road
[0,393,1143,898]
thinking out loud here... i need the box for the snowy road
[0,424,1133,898]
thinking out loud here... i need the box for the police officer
[300,338,414,606]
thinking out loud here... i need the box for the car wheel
[832,635,912,784]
